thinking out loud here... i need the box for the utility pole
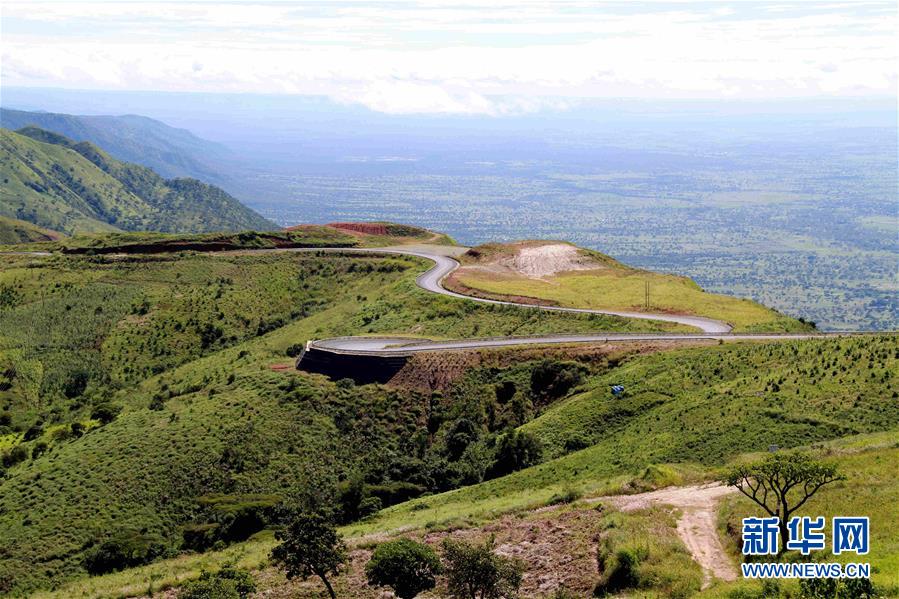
[644,280,649,310]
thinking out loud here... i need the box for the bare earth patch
[594,483,738,587]
[464,242,605,280]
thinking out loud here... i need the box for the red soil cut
[327,222,390,236]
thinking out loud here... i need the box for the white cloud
[2,1,896,114]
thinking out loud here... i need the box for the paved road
[311,332,834,355]
[407,251,733,333]
[9,244,847,357]
[283,245,848,356]
[286,246,733,333]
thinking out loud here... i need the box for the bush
[286,343,305,357]
[545,485,582,506]
[90,401,121,424]
[69,421,85,437]
[1,444,29,468]
[366,481,426,507]
[442,536,524,599]
[63,370,90,398]
[799,576,875,599]
[365,538,442,598]
[563,433,591,453]
[530,360,588,401]
[487,430,542,479]
[31,441,48,459]
[23,423,43,441]
[180,565,256,599]
[83,531,170,575]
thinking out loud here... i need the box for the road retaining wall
[296,347,409,384]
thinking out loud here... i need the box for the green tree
[487,430,542,479]
[270,512,346,599]
[724,453,843,555]
[365,538,442,598]
[442,536,525,599]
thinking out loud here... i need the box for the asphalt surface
[286,246,733,333]
[290,246,842,356]
[7,244,846,356]
[312,332,834,355]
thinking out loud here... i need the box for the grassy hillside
[0,239,893,597]
[0,127,272,235]
[0,216,62,244]
[0,108,232,184]
[339,335,896,535]
[447,241,813,332]
[27,353,898,598]
[0,249,679,594]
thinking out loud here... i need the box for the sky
[2,1,897,115]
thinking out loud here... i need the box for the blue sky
[2,1,896,114]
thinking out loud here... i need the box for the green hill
[0,215,62,244]
[0,127,273,235]
[0,108,232,183]
[0,237,894,597]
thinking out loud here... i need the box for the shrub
[445,418,479,461]
[563,433,591,452]
[487,430,542,479]
[83,531,170,575]
[180,565,256,599]
[365,538,442,598]
[366,481,426,507]
[90,401,121,424]
[530,360,588,401]
[285,343,305,357]
[31,441,48,459]
[1,444,29,468]
[799,576,875,599]
[545,485,582,506]
[442,535,524,599]
[63,370,90,398]
[23,423,43,441]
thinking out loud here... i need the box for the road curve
[286,246,733,333]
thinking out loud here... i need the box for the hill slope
[0,127,273,235]
[447,241,813,332]
[0,108,231,183]
[0,215,62,244]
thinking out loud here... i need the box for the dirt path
[594,483,738,588]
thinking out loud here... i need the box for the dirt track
[596,483,738,587]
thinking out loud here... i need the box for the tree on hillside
[724,453,844,556]
[442,535,525,599]
[365,538,442,598]
[270,512,347,599]
[487,429,542,479]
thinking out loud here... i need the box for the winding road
[294,245,838,355]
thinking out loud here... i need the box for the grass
[1,240,894,597]
[449,242,813,332]
[337,335,896,538]
[0,249,687,594]
[0,216,62,245]
[39,432,899,599]
[0,128,271,235]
